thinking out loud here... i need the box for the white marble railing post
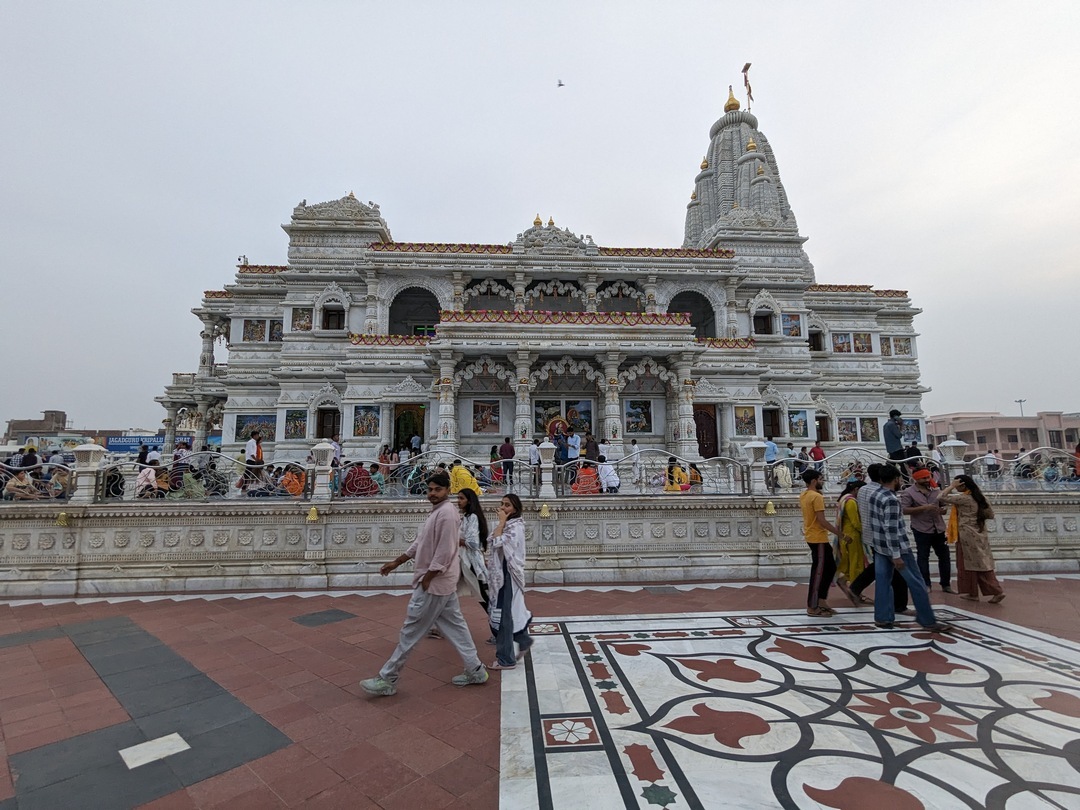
[70,443,107,504]
[311,441,335,502]
[744,440,769,495]
[940,435,969,483]
[538,439,556,498]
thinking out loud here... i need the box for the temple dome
[683,103,798,249]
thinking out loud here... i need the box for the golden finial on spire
[548,216,555,226]
[756,164,765,176]
[700,157,709,170]
[690,191,697,200]
[746,137,757,152]
[348,190,356,198]
[724,85,740,112]
[533,213,542,227]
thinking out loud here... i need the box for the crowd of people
[1,446,71,500]
[800,443,1006,631]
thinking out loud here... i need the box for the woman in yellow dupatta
[834,480,867,584]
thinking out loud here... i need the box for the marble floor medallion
[500,609,1080,809]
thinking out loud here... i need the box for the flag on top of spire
[742,62,753,108]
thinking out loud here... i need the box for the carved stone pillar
[675,362,700,459]
[193,401,210,450]
[512,273,528,313]
[725,280,740,337]
[600,352,624,446]
[162,407,178,454]
[644,276,659,315]
[584,274,599,313]
[512,351,536,458]
[451,271,465,312]
[665,393,678,453]
[364,271,379,334]
[433,357,458,453]
[197,321,216,378]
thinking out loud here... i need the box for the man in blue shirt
[764,436,779,490]
[565,427,581,485]
[865,465,947,632]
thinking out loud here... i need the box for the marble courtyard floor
[0,577,1078,809]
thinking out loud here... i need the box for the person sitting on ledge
[449,460,483,496]
[664,457,689,492]
[570,461,600,495]
[368,463,385,494]
[137,459,163,498]
[341,463,378,497]
[597,455,620,493]
[282,465,307,496]
[4,469,44,500]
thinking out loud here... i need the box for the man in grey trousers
[360,471,488,696]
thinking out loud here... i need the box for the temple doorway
[315,407,341,439]
[815,415,832,442]
[394,404,425,452]
[694,405,718,459]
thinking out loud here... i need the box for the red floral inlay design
[654,631,690,639]
[623,743,665,783]
[601,691,631,715]
[803,776,925,810]
[663,703,770,749]
[588,662,613,680]
[610,643,651,657]
[766,637,830,663]
[885,649,972,675]
[709,629,747,637]
[853,692,975,743]
[577,640,598,655]
[675,657,761,684]
[1033,689,1080,718]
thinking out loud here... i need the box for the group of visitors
[360,471,532,696]
[1,446,70,500]
[801,455,1005,629]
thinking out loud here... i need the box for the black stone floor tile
[166,714,291,788]
[135,692,254,740]
[63,620,144,646]
[0,797,17,810]
[62,616,135,637]
[100,660,202,695]
[291,608,357,627]
[117,674,226,719]
[75,631,163,660]
[87,643,182,676]
[0,625,66,649]
[8,722,145,793]
[16,759,180,810]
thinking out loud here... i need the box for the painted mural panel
[284,410,308,440]
[235,414,276,440]
[352,405,380,438]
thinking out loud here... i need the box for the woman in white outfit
[456,488,490,614]
[488,493,532,669]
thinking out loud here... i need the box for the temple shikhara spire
[159,84,926,464]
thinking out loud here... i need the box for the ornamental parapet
[348,333,431,347]
[438,310,691,327]
[237,265,287,274]
[368,242,513,255]
[203,290,232,299]
[696,337,756,349]
[598,246,734,259]
[805,284,909,298]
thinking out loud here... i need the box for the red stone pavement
[0,577,1077,808]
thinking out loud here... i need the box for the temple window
[807,329,824,352]
[597,281,645,313]
[752,310,775,335]
[389,287,440,336]
[761,408,782,439]
[321,306,345,331]
[670,291,716,339]
[524,280,585,313]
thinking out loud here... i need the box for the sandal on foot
[959,594,980,602]
[488,661,517,671]
[989,593,1006,604]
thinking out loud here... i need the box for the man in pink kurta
[360,471,487,696]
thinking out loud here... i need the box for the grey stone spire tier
[282,193,393,265]
[684,108,799,250]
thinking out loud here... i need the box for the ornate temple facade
[159,90,927,462]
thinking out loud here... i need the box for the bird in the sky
[557,80,564,87]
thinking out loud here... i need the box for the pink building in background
[927,412,1080,460]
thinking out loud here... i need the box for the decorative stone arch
[812,395,837,420]
[805,312,829,351]
[523,279,585,308]
[748,289,782,336]
[308,382,343,410]
[380,277,453,333]
[314,283,353,331]
[462,278,514,306]
[655,281,727,315]
[617,357,677,392]
[530,355,602,389]
[596,280,646,312]
[453,356,515,392]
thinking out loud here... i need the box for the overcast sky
[2,1,1077,433]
